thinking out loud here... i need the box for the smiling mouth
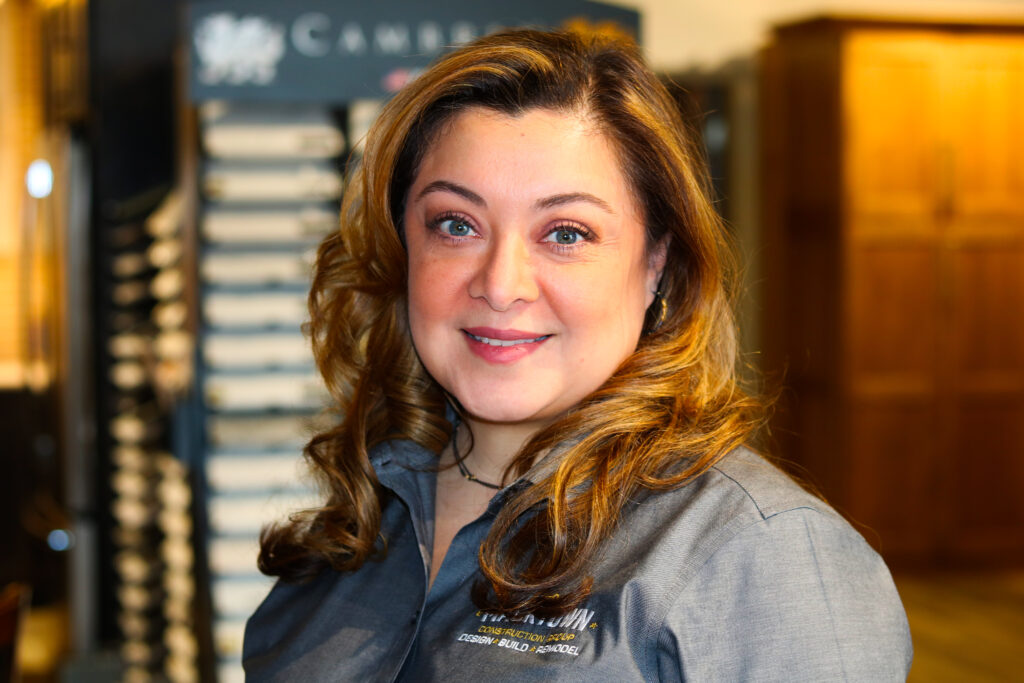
[463,331,551,347]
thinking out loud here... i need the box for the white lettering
[536,643,580,656]
[337,22,368,55]
[417,21,445,54]
[374,23,411,54]
[480,612,508,624]
[563,608,595,631]
[291,12,331,57]
[498,638,530,652]
[450,21,478,46]
[286,19,518,61]
[479,606,594,631]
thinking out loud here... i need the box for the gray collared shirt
[243,442,912,681]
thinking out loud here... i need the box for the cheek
[407,250,465,340]
[407,260,441,330]
[545,271,644,378]
[406,240,435,340]
[555,260,649,330]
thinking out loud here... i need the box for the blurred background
[1,0,1022,681]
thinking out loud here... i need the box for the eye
[550,228,580,245]
[543,225,593,247]
[429,214,478,239]
[441,219,473,237]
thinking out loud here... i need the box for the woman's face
[404,107,665,430]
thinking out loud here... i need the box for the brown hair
[258,28,765,617]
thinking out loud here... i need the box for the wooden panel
[950,246,1024,392]
[945,35,1024,238]
[780,31,842,213]
[845,398,938,559]
[791,389,843,498]
[942,35,1024,562]
[847,244,940,386]
[944,398,1024,561]
[784,237,841,386]
[759,42,788,379]
[762,33,842,388]
[842,31,943,238]
[0,1,44,389]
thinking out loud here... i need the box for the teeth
[468,333,548,347]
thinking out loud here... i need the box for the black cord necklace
[452,426,502,490]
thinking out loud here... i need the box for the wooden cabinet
[762,18,1024,567]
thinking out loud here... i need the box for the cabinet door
[841,31,947,558]
[842,31,944,239]
[844,242,943,559]
[943,35,1024,559]
[945,35,1024,238]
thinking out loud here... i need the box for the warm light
[25,159,53,198]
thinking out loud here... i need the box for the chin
[454,390,553,426]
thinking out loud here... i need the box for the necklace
[451,427,502,490]
[454,454,502,490]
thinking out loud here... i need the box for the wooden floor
[894,571,1024,682]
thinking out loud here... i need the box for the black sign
[188,0,640,102]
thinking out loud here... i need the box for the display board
[188,0,640,101]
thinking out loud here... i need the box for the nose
[467,233,539,311]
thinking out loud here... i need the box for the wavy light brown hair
[259,28,765,617]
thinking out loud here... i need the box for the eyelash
[424,211,595,252]
[425,211,477,243]
[544,223,595,253]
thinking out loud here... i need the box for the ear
[644,236,669,307]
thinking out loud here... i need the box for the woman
[243,28,912,681]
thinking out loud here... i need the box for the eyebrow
[415,180,616,215]
[416,180,486,206]
[534,192,615,215]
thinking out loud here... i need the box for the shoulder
[706,445,835,522]
[650,447,913,681]
[618,447,846,577]
[672,445,870,567]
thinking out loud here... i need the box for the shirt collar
[368,406,575,510]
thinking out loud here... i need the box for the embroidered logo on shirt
[454,607,598,657]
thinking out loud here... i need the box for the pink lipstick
[462,327,551,364]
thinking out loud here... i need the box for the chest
[430,473,494,588]
[244,493,680,682]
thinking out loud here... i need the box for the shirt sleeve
[655,507,913,682]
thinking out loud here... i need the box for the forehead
[413,107,639,215]
[427,106,600,161]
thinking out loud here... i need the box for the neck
[455,416,549,485]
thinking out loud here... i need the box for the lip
[462,327,551,364]
[463,327,546,341]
